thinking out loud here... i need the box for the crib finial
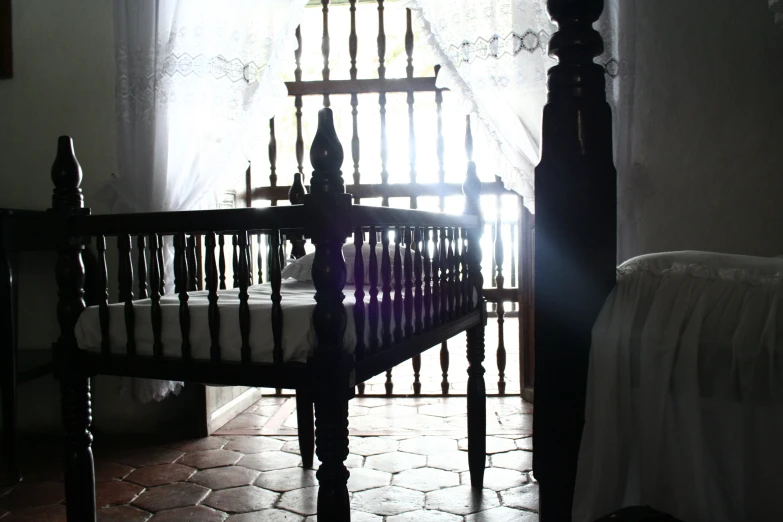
[289,172,307,204]
[51,136,84,210]
[309,108,345,194]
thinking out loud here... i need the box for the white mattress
[75,279,476,364]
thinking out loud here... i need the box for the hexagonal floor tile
[178,449,243,469]
[0,504,66,521]
[464,506,538,521]
[347,468,392,492]
[224,437,284,454]
[164,437,227,452]
[189,466,260,490]
[425,486,500,515]
[460,467,527,491]
[202,486,279,514]
[348,437,399,456]
[490,450,532,472]
[0,482,64,511]
[427,451,488,473]
[304,510,381,521]
[388,415,448,431]
[226,509,305,521]
[365,404,419,418]
[95,480,143,508]
[132,482,210,512]
[458,436,516,454]
[516,437,533,451]
[496,414,533,434]
[94,461,134,483]
[254,468,317,492]
[392,468,460,492]
[364,452,426,474]
[499,483,538,511]
[222,414,270,430]
[96,505,151,522]
[385,509,462,522]
[125,463,196,487]
[149,505,226,521]
[239,451,303,472]
[277,486,318,516]
[346,415,392,431]
[114,447,184,468]
[351,486,425,516]
[417,402,471,418]
[398,437,458,456]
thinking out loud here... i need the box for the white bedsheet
[573,251,783,522]
[75,279,477,364]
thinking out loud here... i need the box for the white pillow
[281,243,404,284]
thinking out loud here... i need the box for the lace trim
[617,260,783,286]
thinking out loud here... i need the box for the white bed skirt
[573,251,783,522]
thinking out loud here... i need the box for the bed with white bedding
[573,251,783,522]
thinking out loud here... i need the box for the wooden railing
[245,0,534,398]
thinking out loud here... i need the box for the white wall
[618,0,783,260]
[0,0,199,435]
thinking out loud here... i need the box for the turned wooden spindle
[269,118,278,188]
[453,228,462,315]
[393,228,403,343]
[288,173,308,259]
[439,227,448,324]
[431,228,441,328]
[534,1,616,518]
[157,234,165,295]
[423,227,432,331]
[270,230,283,365]
[306,107,352,520]
[495,205,507,395]
[413,227,423,333]
[205,232,220,362]
[97,236,110,356]
[232,235,239,289]
[174,233,191,360]
[321,0,331,108]
[238,231,251,364]
[368,226,380,355]
[186,235,197,292]
[381,227,392,350]
[137,235,148,299]
[218,234,227,290]
[118,235,135,356]
[353,228,366,362]
[403,227,414,339]
[51,136,95,521]
[149,234,163,359]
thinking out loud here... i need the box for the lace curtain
[403,0,625,213]
[110,0,307,402]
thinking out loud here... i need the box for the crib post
[534,1,617,520]
[50,136,96,522]
[463,117,486,489]
[305,108,353,521]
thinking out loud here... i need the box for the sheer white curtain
[109,0,307,402]
[403,0,626,216]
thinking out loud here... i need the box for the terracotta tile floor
[0,396,537,521]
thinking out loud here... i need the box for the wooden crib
[50,108,487,522]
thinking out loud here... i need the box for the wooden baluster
[461,227,470,314]
[453,228,461,316]
[368,227,380,355]
[354,227,366,396]
[204,232,220,362]
[403,227,413,339]
[423,227,432,331]
[97,236,110,356]
[149,234,163,358]
[440,336,449,395]
[381,227,392,349]
[187,235,197,292]
[378,1,388,205]
[495,207,507,395]
[270,230,283,365]
[196,235,204,290]
[393,228,403,344]
[136,235,148,299]
[257,233,264,285]
[157,234,165,295]
[412,228,423,395]
[349,0,360,203]
[118,235,135,356]
[239,232,251,364]
[269,118,277,189]
[405,8,417,209]
[232,235,239,288]
[432,227,440,328]
[174,233,191,360]
[439,227,448,324]
[321,0,331,108]
[218,234,227,290]
[447,232,455,321]
[463,113,486,489]
[435,65,445,211]
[294,29,305,179]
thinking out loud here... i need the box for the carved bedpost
[305,108,353,521]
[533,1,617,520]
[50,136,96,521]
[462,116,486,489]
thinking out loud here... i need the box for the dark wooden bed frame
[51,106,487,521]
[45,0,614,520]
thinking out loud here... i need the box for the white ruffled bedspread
[574,251,783,522]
